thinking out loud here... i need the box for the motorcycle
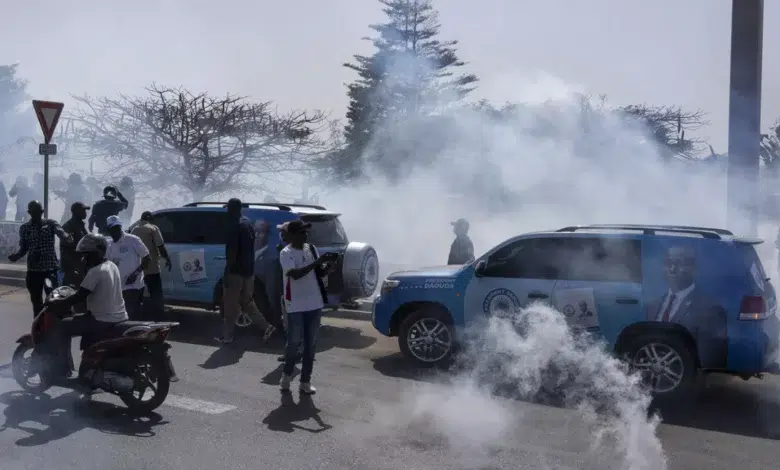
[11,281,180,413]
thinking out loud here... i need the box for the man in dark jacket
[60,202,90,287]
[88,185,128,235]
[448,218,475,265]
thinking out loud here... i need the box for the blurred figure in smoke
[7,200,72,316]
[0,180,7,220]
[9,176,35,222]
[32,172,44,202]
[118,177,135,225]
[85,176,102,202]
[61,202,90,288]
[54,173,91,224]
[448,218,475,265]
[88,185,128,235]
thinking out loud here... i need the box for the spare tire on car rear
[341,242,379,299]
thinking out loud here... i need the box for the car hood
[389,265,465,279]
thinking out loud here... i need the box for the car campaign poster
[179,249,207,287]
[553,287,600,329]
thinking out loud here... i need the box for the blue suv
[128,201,379,329]
[372,224,780,399]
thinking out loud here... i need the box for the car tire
[624,332,698,402]
[398,308,454,368]
[341,242,379,299]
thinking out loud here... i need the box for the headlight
[380,279,400,295]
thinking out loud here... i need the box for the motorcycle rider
[48,233,179,382]
[46,233,129,376]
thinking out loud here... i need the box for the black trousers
[123,288,144,321]
[26,270,58,317]
[142,273,165,320]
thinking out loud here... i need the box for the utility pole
[726,0,763,236]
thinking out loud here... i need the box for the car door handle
[213,256,226,260]
[528,292,549,299]
[616,297,639,304]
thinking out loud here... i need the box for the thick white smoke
[327,62,711,468]
[367,304,667,470]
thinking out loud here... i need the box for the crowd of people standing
[0,172,136,225]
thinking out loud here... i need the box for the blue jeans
[283,309,322,384]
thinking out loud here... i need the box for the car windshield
[302,215,349,246]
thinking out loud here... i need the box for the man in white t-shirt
[106,215,151,321]
[278,219,337,395]
[46,233,129,376]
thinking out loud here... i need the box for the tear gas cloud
[324,55,735,469]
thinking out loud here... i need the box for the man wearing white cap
[105,215,151,320]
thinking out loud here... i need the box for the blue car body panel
[372,230,780,375]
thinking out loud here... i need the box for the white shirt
[279,244,325,313]
[656,283,695,322]
[81,261,128,322]
[106,233,150,290]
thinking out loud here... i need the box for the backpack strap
[307,244,329,305]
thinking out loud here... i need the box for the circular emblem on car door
[483,288,521,317]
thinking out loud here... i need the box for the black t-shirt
[89,199,127,234]
[225,216,255,277]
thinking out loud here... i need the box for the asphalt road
[0,287,777,469]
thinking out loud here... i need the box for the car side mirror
[474,260,487,277]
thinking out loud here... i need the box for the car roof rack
[183,202,327,211]
[556,224,731,240]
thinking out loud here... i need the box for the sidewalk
[0,263,25,287]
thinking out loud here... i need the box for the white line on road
[160,394,237,414]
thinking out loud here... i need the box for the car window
[300,214,349,246]
[151,211,230,245]
[560,237,642,283]
[484,238,566,279]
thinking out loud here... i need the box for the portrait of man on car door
[643,241,728,370]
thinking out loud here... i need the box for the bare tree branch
[61,84,333,199]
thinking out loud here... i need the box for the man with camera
[277,219,338,395]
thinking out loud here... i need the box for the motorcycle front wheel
[120,352,170,413]
[11,343,52,393]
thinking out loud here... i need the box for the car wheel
[398,308,454,368]
[341,242,379,299]
[625,332,698,401]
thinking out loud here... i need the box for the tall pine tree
[332,0,477,182]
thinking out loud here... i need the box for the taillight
[739,295,769,320]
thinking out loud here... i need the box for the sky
[1,0,778,153]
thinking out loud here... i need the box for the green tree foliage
[327,0,478,182]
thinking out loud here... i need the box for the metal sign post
[31,100,65,218]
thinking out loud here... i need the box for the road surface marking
[164,394,237,414]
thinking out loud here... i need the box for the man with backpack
[278,219,337,395]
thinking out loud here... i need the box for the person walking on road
[131,211,172,320]
[60,202,90,287]
[216,198,276,345]
[278,219,336,395]
[89,186,129,235]
[7,200,72,316]
[118,177,136,225]
[448,218,475,265]
[106,215,150,321]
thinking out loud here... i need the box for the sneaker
[215,336,234,345]
[262,325,276,341]
[280,374,292,391]
[170,375,180,383]
[299,382,316,395]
